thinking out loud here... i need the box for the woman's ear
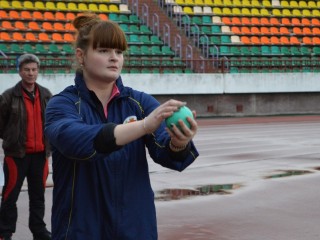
[75,48,84,65]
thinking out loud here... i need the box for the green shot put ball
[165,106,194,131]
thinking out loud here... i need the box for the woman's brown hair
[73,13,128,52]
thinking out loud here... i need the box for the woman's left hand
[166,111,198,148]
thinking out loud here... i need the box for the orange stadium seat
[292,18,301,26]
[231,26,241,34]
[14,21,27,30]
[222,17,231,25]
[9,10,20,19]
[301,18,311,26]
[26,32,37,42]
[1,21,14,30]
[251,17,260,25]
[21,11,32,20]
[260,27,270,34]
[39,33,51,42]
[241,17,251,25]
[44,12,55,21]
[65,23,75,31]
[42,22,54,31]
[55,12,66,21]
[270,36,280,44]
[312,37,320,45]
[66,13,76,21]
[12,32,25,41]
[290,36,300,44]
[241,36,251,44]
[0,32,11,41]
[280,26,290,35]
[52,33,64,42]
[32,11,44,20]
[98,14,108,21]
[312,27,320,35]
[270,27,279,34]
[293,27,302,35]
[260,18,270,25]
[302,36,312,45]
[232,17,241,25]
[0,10,8,19]
[280,36,290,44]
[53,22,65,31]
[251,36,260,44]
[270,18,280,25]
[63,33,74,42]
[311,18,320,26]
[281,18,291,25]
[241,26,251,34]
[260,36,270,44]
[251,26,260,34]
[28,21,40,31]
[302,27,312,35]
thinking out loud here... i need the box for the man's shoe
[33,230,51,240]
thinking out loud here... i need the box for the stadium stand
[0,0,319,73]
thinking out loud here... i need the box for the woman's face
[83,46,124,82]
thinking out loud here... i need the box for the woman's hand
[143,99,186,134]
[166,111,198,149]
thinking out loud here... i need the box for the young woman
[45,14,199,240]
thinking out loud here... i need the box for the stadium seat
[129,25,139,34]
[0,0,10,9]
[39,33,51,42]
[67,2,77,11]
[12,0,23,9]
[222,8,232,15]
[63,33,74,42]
[21,10,32,19]
[272,9,282,16]
[9,10,19,19]
[0,10,8,19]
[292,9,302,17]
[45,2,56,10]
[99,4,109,12]
[231,35,241,44]
[56,2,67,11]
[78,3,88,11]
[35,1,45,10]
[222,17,231,25]
[32,11,43,20]
[293,27,302,35]
[261,27,270,35]
[270,45,280,55]
[14,21,26,30]
[28,22,40,31]
[0,32,11,41]
[242,17,251,25]
[303,27,312,35]
[242,8,251,16]
[280,27,290,35]
[302,36,312,45]
[281,18,291,25]
[312,9,320,17]
[260,9,270,16]
[212,7,222,15]
[270,18,280,25]
[99,14,108,21]
[301,18,311,26]
[26,32,37,42]
[280,46,291,55]
[62,44,73,54]
[300,46,310,55]
[55,12,66,21]
[261,36,270,44]
[251,8,260,16]
[302,9,311,17]
[44,12,55,21]
[231,26,241,34]
[251,18,260,25]
[292,18,301,26]
[251,36,260,44]
[241,36,251,44]
[251,26,260,34]
[312,37,320,45]
[241,26,251,34]
[261,45,270,54]
[260,18,270,25]
[23,43,35,53]
[193,6,203,14]
[48,43,60,54]
[140,35,151,44]
[312,28,320,35]
[13,32,25,41]
[88,3,99,12]
[291,46,300,55]
[290,36,300,45]
[232,8,241,15]
[280,36,290,44]
[0,43,9,53]
[109,4,119,12]
[35,43,47,54]
[307,1,316,8]
[270,36,280,44]
[66,13,76,21]
[282,9,291,17]
[270,27,279,34]
[42,22,54,31]
[2,21,14,30]
[54,22,65,31]
[129,15,140,24]
[10,43,21,53]
[203,6,212,14]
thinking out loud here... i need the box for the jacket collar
[13,81,40,97]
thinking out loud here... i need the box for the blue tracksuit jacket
[45,73,199,240]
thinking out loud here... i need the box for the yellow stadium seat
[232,8,241,15]
[78,3,88,11]
[46,2,56,10]
[35,1,45,10]
[99,4,109,12]
[23,1,34,9]
[175,0,184,4]
[233,0,242,6]
[272,9,282,16]
[307,1,316,8]
[88,3,99,12]
[242,0,251,6]
[195,0,204,5]
[212,0,223,6]
[260,9,270,16]
[67,2,77,11]
[109,4,119,13]
[262,0,271,7]
[12,1,23,9]
[0,0,11,9]
[204,0,214,6]
[185,0,194,5]
[299,1,307,8]
[251,8,260,16]
[242,8,251,16]
[222,7,232,15]
[212,7,222,15]
[302,9,311,17]
[289,1,298,8]
[224,0,232,6]
[292,9,301,16]
[317,1,320,7]
[57,2,67,11]
[281,1,289,7]
[252,1,260,7]
[282,9,291,16]
[312,9,320,17]
[183,6,193,14]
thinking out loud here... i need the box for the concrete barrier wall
[1,73,320,116]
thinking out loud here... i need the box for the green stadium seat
[49,44,60,54]
[151,46,162,55]
[300,46,310,55]
[192,16,202,25]
[150,35,163,44]
[35,44,47,54]
[162,46,175,55]
[200,36,209,45]
[210,36,220,44]
[201,26,211,35]
[261,46,271,55]
[10,43,22,53]
[109,13,119,22]
[313,47,320,55]
[280,46,291,56]
[141,46,150,55]
[291,46,300,55]
[129,15,140,24]
[211,26,221,33]
[129,34,140,43]
[251,46,261,55]
[202,16,212,24]
[221,36,231,44]
[140,35,151,44]
[62,44,73,54]
[230,46,241,55]
[129,45,140,55]
[240,46,251,55]
[140,25,152,34]
[119,14,129,23]
[141,68,151,73]
[129,25,140,34]
[219,46,230,55]
[119,24,129,32]
[0,43,9,53]
[23,43,35,54]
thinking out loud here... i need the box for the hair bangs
[90,22,128,51]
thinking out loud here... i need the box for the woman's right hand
[143,99,186,134]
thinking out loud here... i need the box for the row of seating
[128,45,175,56]
[1,21,76,32]
[230,26,320,35]
[171,0,319,8]
[200,35,320,46]
[211,45,320,56]
[173,5,320,17]
[0,1,130,13]
[0,32,75,42]
[0,10,108,22]
[221,17,320,26]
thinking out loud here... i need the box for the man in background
[0,54,52,240]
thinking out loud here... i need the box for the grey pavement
[1,115,320,239]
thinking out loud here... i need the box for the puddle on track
[155,183,242,201]
[264,170,312,179]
